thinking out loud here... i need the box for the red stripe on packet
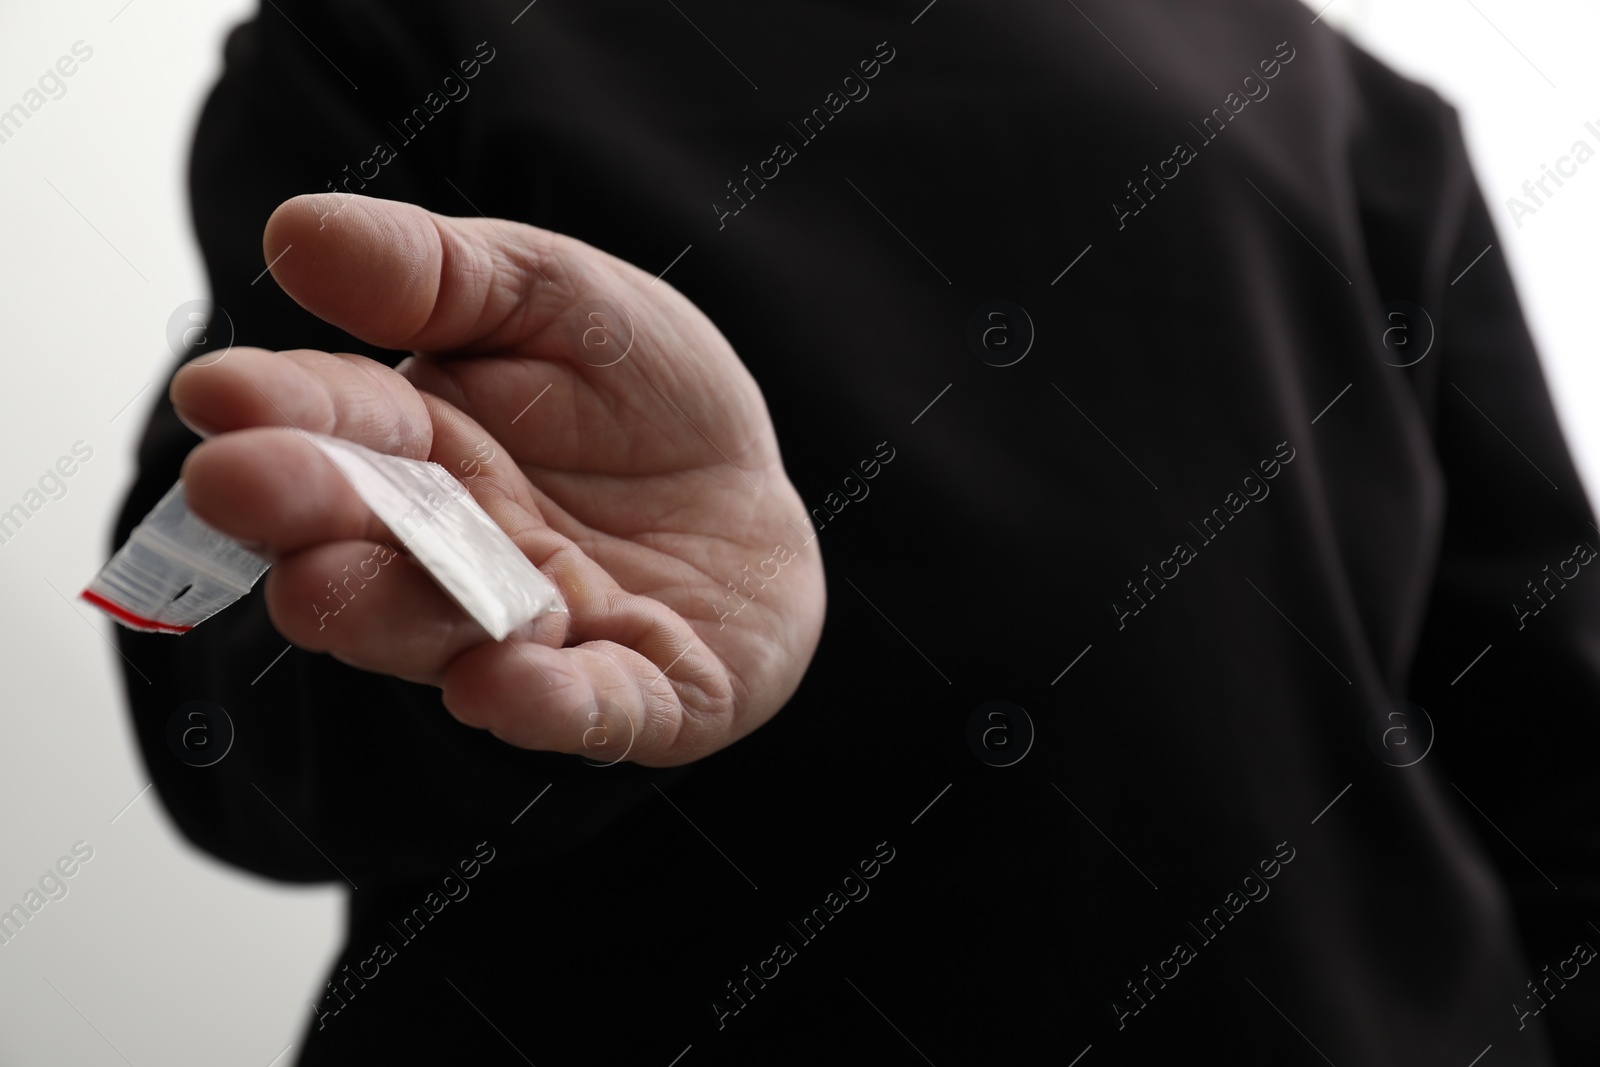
[80,589,194,634]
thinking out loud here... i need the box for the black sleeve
[1408,108,1600,1060]
[110,3,680,889]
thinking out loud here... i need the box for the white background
[0,1,1595,1062]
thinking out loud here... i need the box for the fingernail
[174,407,216,440]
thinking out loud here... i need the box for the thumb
[261,192,587,355]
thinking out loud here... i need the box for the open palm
[173,194,826,767]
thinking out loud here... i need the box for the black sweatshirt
[112,1,1600,1062]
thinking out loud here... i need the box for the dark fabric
[111,0,1600,1062]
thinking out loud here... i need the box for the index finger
[170,347,434,459]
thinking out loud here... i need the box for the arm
[111,11,676,885]
[1408,113,1600,1060]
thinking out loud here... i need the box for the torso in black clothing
[112,1,1600,1062]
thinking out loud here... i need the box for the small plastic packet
[81,481,270,634]
[82,432,567,641]
[295,431,566,639]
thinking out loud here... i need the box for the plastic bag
[82,431,567,641]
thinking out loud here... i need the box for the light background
[0,1,1594,1062]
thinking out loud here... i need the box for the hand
[171,194,826,768]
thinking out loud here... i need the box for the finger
[262,540,495,686]
[171,347,433,458]
[263,193,603,356]
[181,428,393,557]
[439,629,737,769]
